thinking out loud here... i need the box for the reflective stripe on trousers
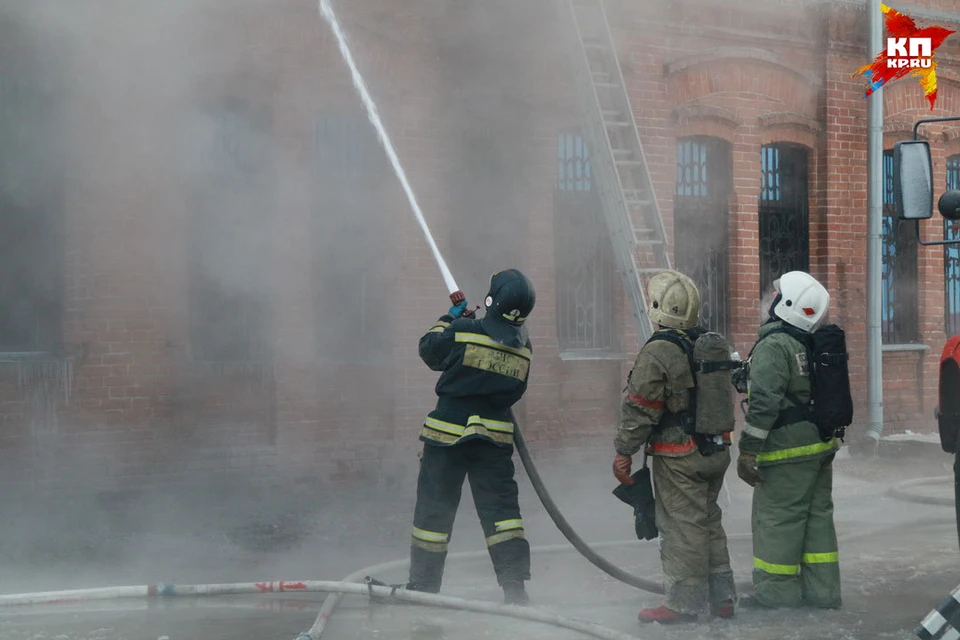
[485,519,524,547]
[420,416,515,446]
[754,552,839,576]
[755,438,837,464]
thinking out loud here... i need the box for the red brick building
[0,0,958,491]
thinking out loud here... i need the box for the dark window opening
[0,76,65,354]
[759,143,810,298]
[446,127,529,309]
[187,99,274,365]
[882,148,919,343]
[554,131,616,352]
[675,136,731,335]
[314,115,392,365]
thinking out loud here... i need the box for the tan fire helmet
[647,269,700,330]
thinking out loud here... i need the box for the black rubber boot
[502,580,529,606]
[404,581,440,594]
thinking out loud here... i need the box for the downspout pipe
[866,0,886,442]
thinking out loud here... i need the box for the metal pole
[866,0,885,442]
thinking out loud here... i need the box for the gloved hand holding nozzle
[448,290,478,318]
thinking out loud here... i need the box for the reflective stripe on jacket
[647,431,732,456]
[418,314,532,449]
[616,331,699,458]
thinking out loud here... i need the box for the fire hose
[0,580,638,640]
[298,433,681,640]
[298,464,960,639]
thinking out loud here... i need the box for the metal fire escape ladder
[562,0,672,343]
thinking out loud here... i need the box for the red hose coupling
[450,290,466,305]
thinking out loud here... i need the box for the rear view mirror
[893,140,934,220]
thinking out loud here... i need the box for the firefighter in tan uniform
[612,270,737,623]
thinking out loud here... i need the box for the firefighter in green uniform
[402,269,536,605]
[737,270,841,609]
[613,270,737,623]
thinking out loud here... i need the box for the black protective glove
[737,451,762,487]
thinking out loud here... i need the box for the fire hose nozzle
[450,290,466,305]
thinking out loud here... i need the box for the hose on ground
[885,475,954,506]
[297,535,689,639]
[302,460,960,639]
[0,580,640,640]
[301,424,667,639]
[512,426,665,595]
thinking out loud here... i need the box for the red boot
[710,599,736,619]
[637,605,697,624]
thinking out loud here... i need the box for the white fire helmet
[772,271,830,333]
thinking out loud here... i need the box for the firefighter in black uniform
[403,269,536,605]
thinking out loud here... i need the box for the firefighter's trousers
[408,439,530,592]
[752,454,841,608]
[652,448,736,614]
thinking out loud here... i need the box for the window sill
[881,343,930,353]
[0,351,70,362]
[558,350,623,362]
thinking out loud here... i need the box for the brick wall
[0,0,958,490]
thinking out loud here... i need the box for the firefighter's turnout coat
[740,319,841,609]
[614,328,736,614]
[407,312,532,592]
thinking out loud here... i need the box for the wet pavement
[0,447,957,640]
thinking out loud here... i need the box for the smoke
[760,288,779,324]
[0,2,942,638]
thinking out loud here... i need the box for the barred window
[759,143,810,298]
[881,149,919,343]
[314,115,392,365]
[554,131,616,353]
[675,137,731,335]
[946,154,960,336]
[187,99,273,364]
[0,75,64,353]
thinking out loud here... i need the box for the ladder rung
[637,268,663,275]
[612,149,633,158]
[594,82,619,88]
[616,160,645,166]
[635,239,663,246]
[634,228,655,236]
[604,120,631,128]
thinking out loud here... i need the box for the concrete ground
[0,443,957,640]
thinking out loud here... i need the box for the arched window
[881,149,919,343]
[554,131,616,353]
[675,136,731,335]
[759,143,810,297]
[945,154,960,336]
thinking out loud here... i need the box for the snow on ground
[0,446,956,640]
